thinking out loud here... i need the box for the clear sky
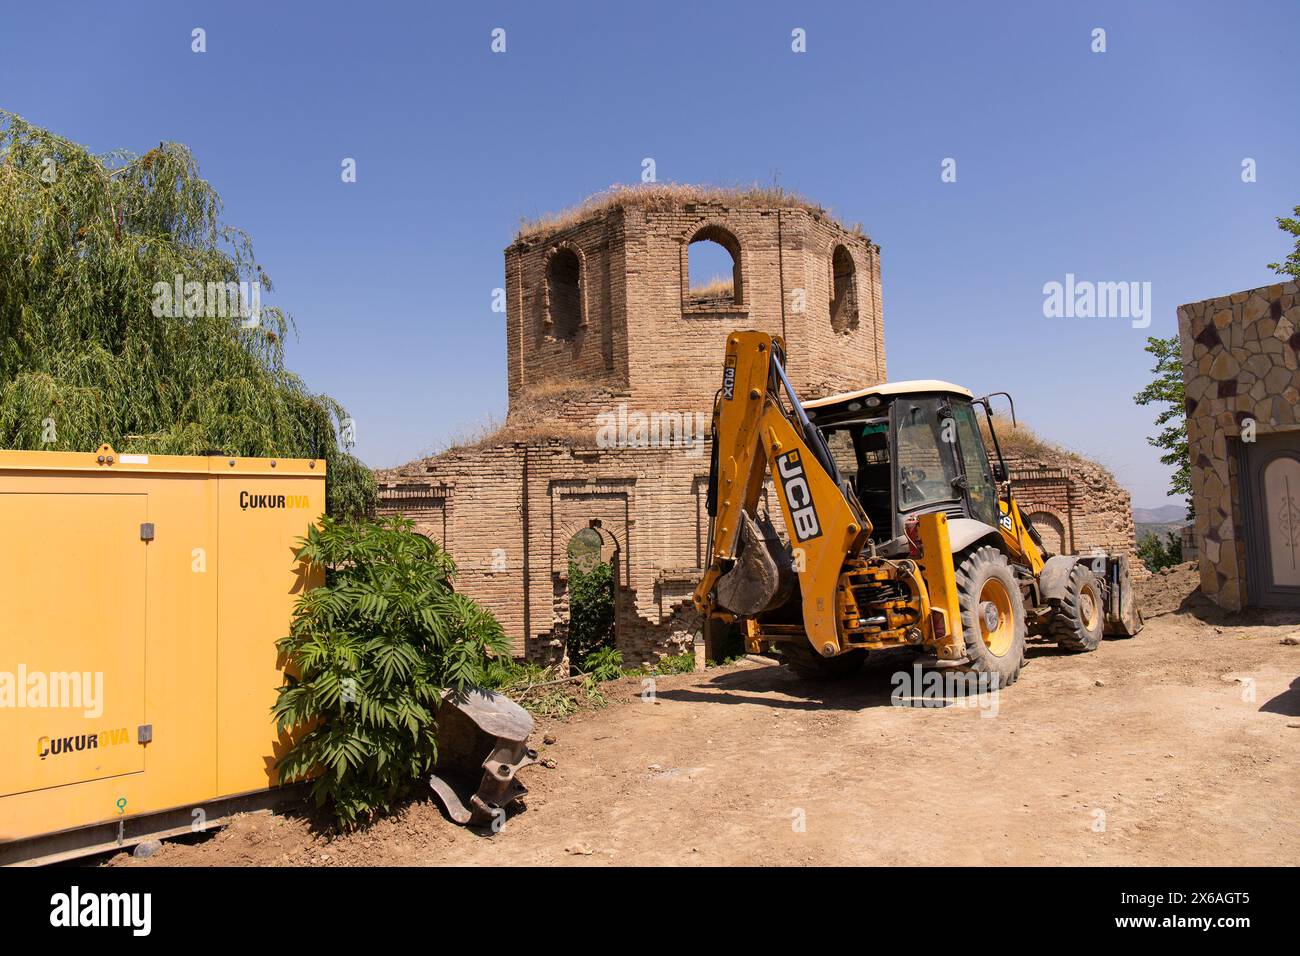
[3,1,1298,508]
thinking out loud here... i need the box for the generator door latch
[139,522,155,541]
[137,724,152,744]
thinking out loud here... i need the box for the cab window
[893,399,960,510]
[953,402,999,527]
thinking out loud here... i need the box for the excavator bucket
[428,687,537,829]
[714,510,795,617]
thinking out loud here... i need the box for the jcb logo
[776,450,821,542]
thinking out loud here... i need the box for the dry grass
[516,182,859,243]
[980,417,1094,470]
[415,377,613,457]
[687,276,734,299]
[506,376,594,406]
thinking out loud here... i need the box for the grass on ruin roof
[980,417,1102,472]
[515,182,862,243]
[409,378,607,459]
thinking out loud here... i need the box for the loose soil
[107,569,1299,867]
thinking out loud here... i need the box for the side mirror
[992,461,1008,483]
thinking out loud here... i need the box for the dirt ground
[107,565,1300,867]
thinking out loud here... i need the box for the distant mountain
[1133,504,1188,524]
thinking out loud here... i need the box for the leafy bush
[580,646,624,682]
[1137,530,1184,571]
[272,515,510,829]
[566,559,615,664]
[479,656,551,692]
[651,651,696,676]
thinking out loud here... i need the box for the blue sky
[3,1,1298,508]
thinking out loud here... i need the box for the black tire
[954,546,1026,688]
[1050,563,1104,652]
[779,642,866,680]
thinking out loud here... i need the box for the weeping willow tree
[0,111,374,516]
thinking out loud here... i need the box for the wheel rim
[1080,586,1098,631]
[978,578,1015,657]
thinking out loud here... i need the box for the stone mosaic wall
[1177,280,1300,609]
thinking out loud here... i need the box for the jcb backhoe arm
[694,331,872,658]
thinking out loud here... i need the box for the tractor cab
[803,381,1007,552]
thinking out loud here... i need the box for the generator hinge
[139,522,155,541]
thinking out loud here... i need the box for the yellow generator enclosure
[0,445,324,862]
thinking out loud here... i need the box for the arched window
[686,225,742,308]
[829,244,859,333]
[546,246,582,339]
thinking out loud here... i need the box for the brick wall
[506,198,884,427]
[1007,455,1138,563]
[378,441,715,665]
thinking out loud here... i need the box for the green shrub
[580,646,624,682]
[566,559,615,663]
[272,515,509,829]
[652,651,696,676]
[1137,530,1184,571]
[479,656,550,692]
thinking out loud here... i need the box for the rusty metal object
[428,687,537,829]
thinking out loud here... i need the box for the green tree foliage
[1267,204,1300,281]
[273,516,510,829]
[0,111,373,516]
[567,560,615,665]
[1136,530,1184,571]
[1134,336,1191,512]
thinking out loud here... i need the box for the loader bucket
[1102,554,1143,638]
[428,687,537,829]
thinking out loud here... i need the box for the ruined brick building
[377,187,1136,663]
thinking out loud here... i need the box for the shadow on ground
[657,655,1006,712]
[1261,676,1300,717]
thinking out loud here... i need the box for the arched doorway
[1027,511,1066,555]
[563,525,619,670]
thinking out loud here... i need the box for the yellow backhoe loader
[693,331,1142,685]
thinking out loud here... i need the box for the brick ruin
[377,187,1137,663]
[1004,451,1138,562]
